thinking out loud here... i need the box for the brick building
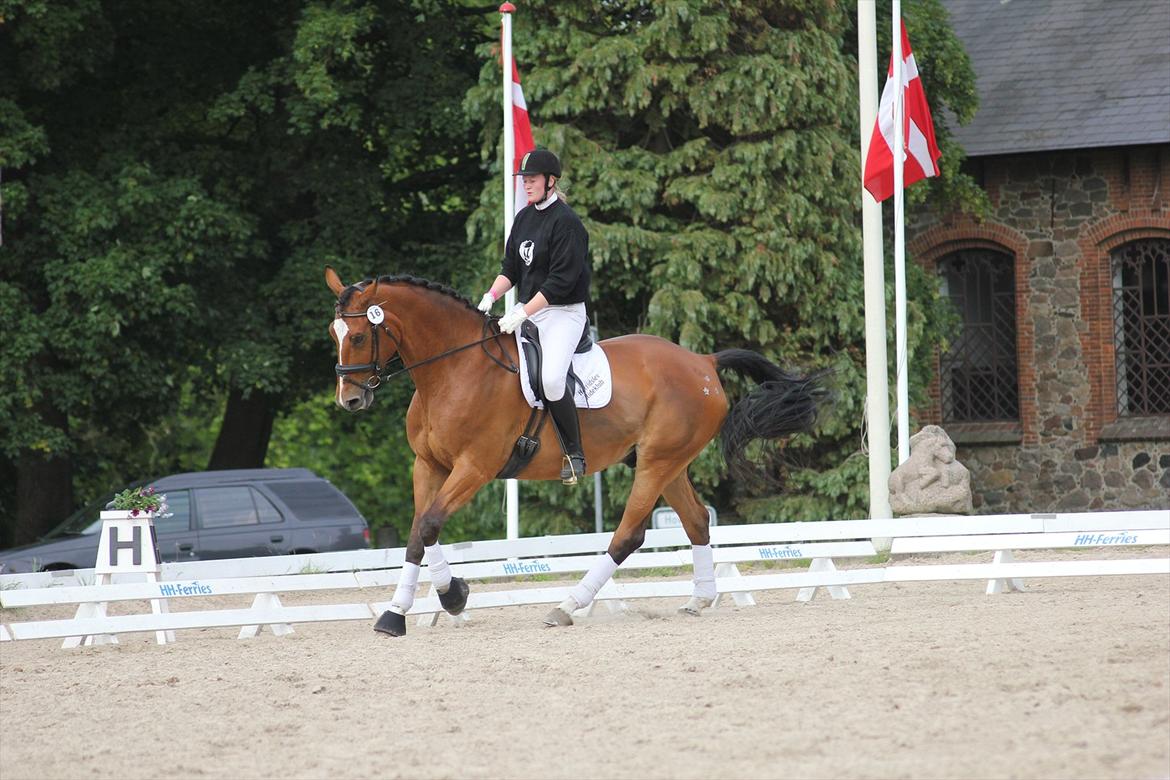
[909,0,1170,512]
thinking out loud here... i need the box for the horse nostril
[345,397,363,411]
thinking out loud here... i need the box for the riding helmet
[516,149,562,178]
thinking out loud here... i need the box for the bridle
[333,302,518,393]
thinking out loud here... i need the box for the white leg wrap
[424,543,452,593]
[692,544,717,601]
[390,562,421,615]
[568,553,619,611]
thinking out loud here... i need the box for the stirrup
[560,454,586,485]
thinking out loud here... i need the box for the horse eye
[351,333,367,346]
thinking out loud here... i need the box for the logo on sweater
[520,240,535,266]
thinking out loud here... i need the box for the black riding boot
[546,393,587,485]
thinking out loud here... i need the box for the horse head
[325,267,400,412]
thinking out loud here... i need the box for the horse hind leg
[543,463,672,627]
[661,471,716,617]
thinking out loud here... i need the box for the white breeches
[529,302,587,402]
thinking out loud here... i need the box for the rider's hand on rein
[476,292,495,313]
[498,303,529,334]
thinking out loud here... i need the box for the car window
[196,487,259,529]
[254,489,283,524]
[154,490,192,535]
[266,481,363,522]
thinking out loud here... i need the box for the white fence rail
[1,509,1165,647]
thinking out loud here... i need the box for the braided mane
[339,274,479,315]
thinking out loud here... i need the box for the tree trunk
[207,388,278,470]
[14,450,74,548]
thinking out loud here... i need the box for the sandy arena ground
[1,550,1168,780]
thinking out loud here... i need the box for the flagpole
[501,2,520,540]
[891,2,910,465]
[858,0,892,519]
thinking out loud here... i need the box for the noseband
[334,303,403,391]
[334,302,518,394]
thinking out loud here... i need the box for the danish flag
[863,21,942,202]
[509,56,535,216]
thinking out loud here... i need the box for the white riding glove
[497,303,529,334]
[476,292,495,313]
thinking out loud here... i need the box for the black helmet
[516,149,562,177]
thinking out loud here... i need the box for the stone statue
[888,425,973,516]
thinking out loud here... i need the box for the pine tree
[467,0,978,524]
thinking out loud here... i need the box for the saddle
[520,320,593,405]
[496,320,595,480]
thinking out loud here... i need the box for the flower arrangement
[111,486,169,518]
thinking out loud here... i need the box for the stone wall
[963,441,1170,513]
[908,144,1170,514]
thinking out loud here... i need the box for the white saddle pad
[514,333,613,410]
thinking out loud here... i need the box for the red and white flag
[509,56,535,216]
[863,21,942,202]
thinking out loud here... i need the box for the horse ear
[325,266,345,296]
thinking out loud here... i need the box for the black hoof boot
[373,610,407,637]
[438,576,470,615]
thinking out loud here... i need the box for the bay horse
[325,268,827,635]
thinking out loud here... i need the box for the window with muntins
[1112,238,1170,416]
[938,249,1020,422]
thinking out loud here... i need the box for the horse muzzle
[337,386,375,412]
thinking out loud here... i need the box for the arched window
[1112,238,1170,416]
[938,249,1020,422]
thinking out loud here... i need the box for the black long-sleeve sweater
[501,198,591,305]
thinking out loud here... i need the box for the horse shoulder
[405,391,429,452]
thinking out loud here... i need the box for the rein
[335,305,517,393]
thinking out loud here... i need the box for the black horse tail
[714,349,831,487]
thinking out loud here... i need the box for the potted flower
[103,486,169,522]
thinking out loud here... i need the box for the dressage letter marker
[106,524,142,567]
[66,511,174,648]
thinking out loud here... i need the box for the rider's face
[523,174,555,203]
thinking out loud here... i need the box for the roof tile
[942,0,1170,156]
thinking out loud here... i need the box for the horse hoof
[677,596,713,617]
[373,610,407,637]
[542,608,573,627]
[438,576,470,616]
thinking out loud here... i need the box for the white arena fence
[0,509,1165,648]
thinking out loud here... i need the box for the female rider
[477,149,590,485]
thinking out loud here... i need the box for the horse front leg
[374,458,490,638]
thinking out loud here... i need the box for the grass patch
[740,558,817,572]
[615,566,689,579]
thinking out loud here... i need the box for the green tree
[462,0,979,527]
[0,0,489,546]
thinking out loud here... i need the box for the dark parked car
[0,468,370,574]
